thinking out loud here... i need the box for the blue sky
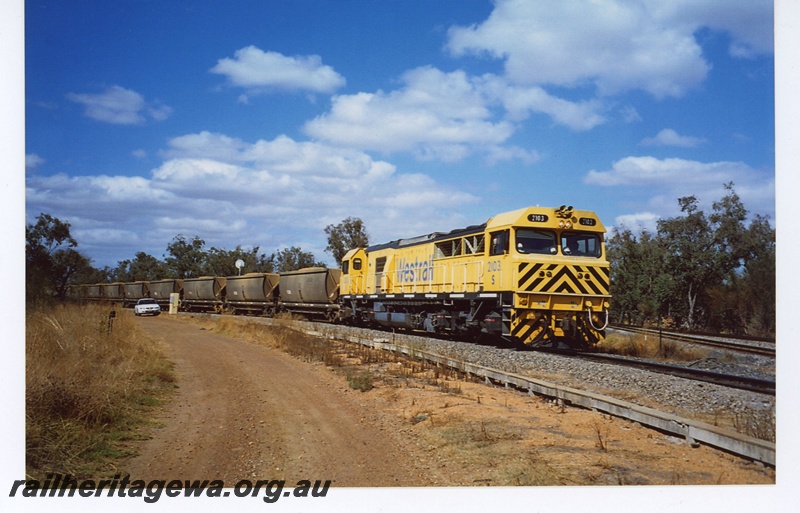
[24,0,776,269]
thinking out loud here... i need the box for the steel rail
[609,324,776,358]
[285,322,775,466]
[532,348,775,395]
[179,313,776,466]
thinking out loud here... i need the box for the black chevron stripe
[587,266,610,292]
[516,262,610,295]
[517,262,543,288]
[512,318,540,342]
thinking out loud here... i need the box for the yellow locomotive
[339,206,610,347]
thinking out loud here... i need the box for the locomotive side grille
[517,262,609,296]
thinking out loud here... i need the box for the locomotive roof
[365,206,604,252]
[367,223,487,252]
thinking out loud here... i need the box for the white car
[134,298,161,316]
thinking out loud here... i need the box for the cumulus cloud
[640,128,707,147]
[446,0,772,98]
[613,212,660,233]
[303,65,609,160]
[585,156,750,187]
[477,75,606,130]
[304,67,518,161]
[66,85,173,125]
[650,0,773,58]
[585,155,775,221]
[26,153,45,171]
[26,132,479,265]
[210,46,346,94]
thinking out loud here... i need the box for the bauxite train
[67,206,611,347]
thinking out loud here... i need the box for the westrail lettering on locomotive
[397,256,434,283]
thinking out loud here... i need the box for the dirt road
[126,315,432,486]
[125,314,774,487]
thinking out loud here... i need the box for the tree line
[25,216,368,305]
[607,183,775,336]
[27,189,775,337]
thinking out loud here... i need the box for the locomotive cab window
[353,258,362,271]
[561,232,601,257]
[515,229,557,255]
[489,230,509,256]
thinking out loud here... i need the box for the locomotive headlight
[565,221,572,229]
[558,220,565,228]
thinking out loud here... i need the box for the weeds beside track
[25,303,176,480]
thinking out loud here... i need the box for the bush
[26,303,174,479]
[347,371,374,392]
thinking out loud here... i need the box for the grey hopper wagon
[85,284,104,301]
[101,283,125,303]
[123,281,150,307]
[278,267,341,321]
[149,279,184,307]
[182,276,227,313]
[225,272,280,315]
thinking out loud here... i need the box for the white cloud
[304,67,517,161]
[66,85,173,125]
[210,46,345,94]
[585,156,750,187]
[640,128,707,147]
[648,0,773,58]
[446,0,772,98]
[477,75,606,130]
[585,156,775,221]
[26,153,44,170]
[26,132,479,266]
[614,212,660,233]
[67,86,172,125]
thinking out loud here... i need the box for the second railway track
[609,325,776,358]
[177,312,776,465]
[531,347,775,395]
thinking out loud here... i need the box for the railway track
[188,311,776,394]
[176,312,776,465]
[609,324,776,358]
[532,347,775,395]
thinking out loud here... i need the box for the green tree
[26,213,84,302]
[202,245,274,276]
[606,227,673,326]
[114,252,167,282]
[324,217,369,265]
[267,247,324,272]
[164,235,206,279]
[739,214,775,335]
[71,264,112,285]
[656,184,750,329]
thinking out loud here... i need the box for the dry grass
[194,315,773,486]
[598,332,707,361]
[26,302,175,479]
